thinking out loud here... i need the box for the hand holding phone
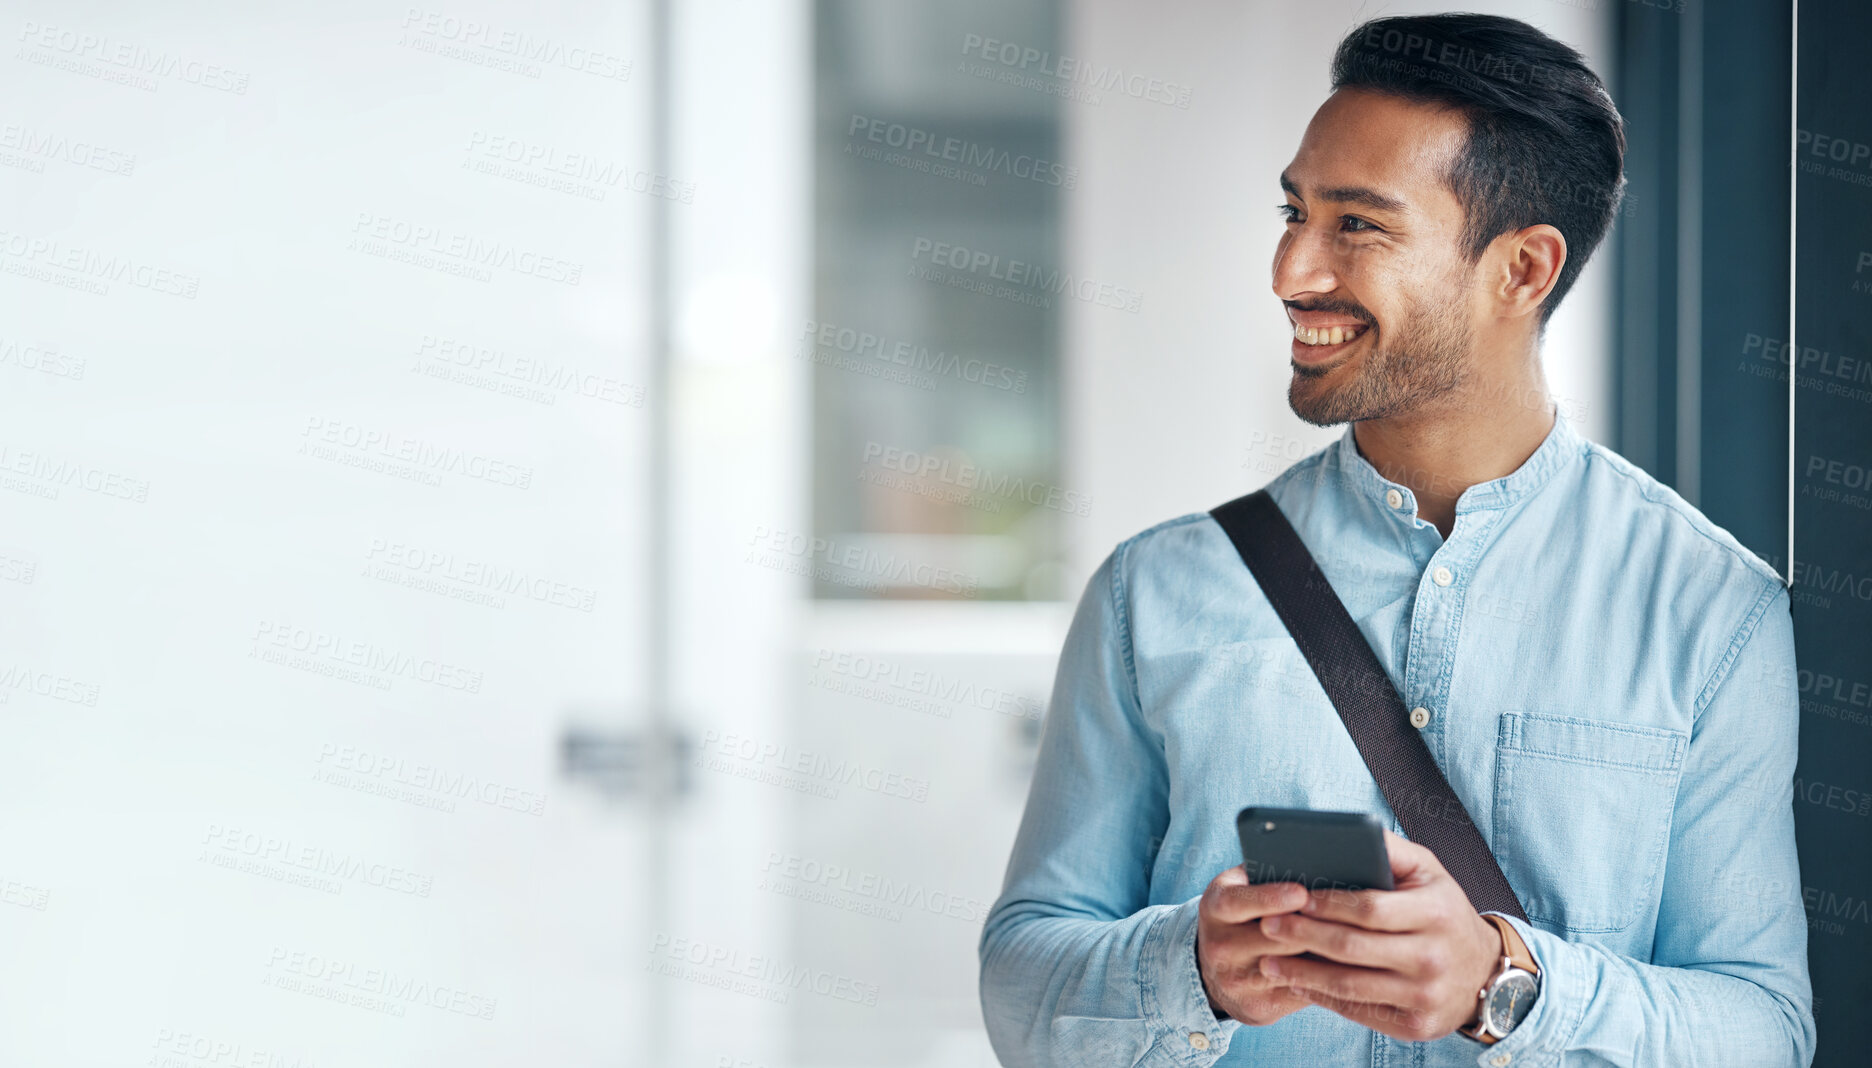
[1246,824,1508,1044]
[1195,806,1397,1026]
[1194,866,1315,1026]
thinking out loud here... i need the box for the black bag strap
[1211,489,1526,921]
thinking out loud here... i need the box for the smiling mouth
[1292,322,1369,346]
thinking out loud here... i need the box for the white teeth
[1292,323,1365,346]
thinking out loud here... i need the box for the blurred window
[811,0,1066,601]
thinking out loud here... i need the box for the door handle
[559,722,694,802]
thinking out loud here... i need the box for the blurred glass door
[0,4,660,1064]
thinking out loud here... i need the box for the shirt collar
[1327,407,1585,515]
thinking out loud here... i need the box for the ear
[1493,224,1567,321]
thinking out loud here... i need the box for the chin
[1287,383,1349,427]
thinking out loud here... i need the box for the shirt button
[1490,1053,1513,1067]
[1432,566,1453,587]
[1189,1032,1211,1051]
[1409,706,1431,729]
[1384,488,1403,510]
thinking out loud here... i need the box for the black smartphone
[1236,806,1395,893]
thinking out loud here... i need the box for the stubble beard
[1287,295,1472,427]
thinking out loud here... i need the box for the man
[979,13,1814,1068]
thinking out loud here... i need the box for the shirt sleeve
[1468,580,1816,1068]
[978,544,1241,1067]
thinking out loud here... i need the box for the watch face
[1484,971,1539,1037]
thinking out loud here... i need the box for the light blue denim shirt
[979,412,1814,1067]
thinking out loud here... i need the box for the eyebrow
[1280,170,1408,215]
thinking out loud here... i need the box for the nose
[1271,221,1339,303]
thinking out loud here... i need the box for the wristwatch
[1459,913,1540,1044]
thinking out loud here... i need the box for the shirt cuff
[1469,912,1583,1068]
[1140,896,1240,1064]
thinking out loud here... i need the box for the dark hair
[1330,13,1626,321]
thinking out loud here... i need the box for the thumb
[1381,828,1444,884]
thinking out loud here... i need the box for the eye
[1340,216,1379,233]
[1275,203,1302,223]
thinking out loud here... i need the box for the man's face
[1273,88,1483,426]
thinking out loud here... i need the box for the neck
[1352,365,1556,539]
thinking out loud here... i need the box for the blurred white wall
[666,0,811,1064]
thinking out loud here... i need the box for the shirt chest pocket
[1491,711,1687,934]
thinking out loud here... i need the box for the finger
[1300,882,1440,932]
[1198,919,1315,989]
[1258,953,1421,1013]
[1208,872,1310,924]
[1205,917,1313,957]
[1257,913,1418,970]
[1226,985,1314,1025]
[1380,829,1444,884]
[1298,986,1444,1043]
[1201,936,1308,992]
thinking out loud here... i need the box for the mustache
[1283,299,1373,324]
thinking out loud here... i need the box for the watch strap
[1485,913,1538,976]
[1461,914,1540,1043]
